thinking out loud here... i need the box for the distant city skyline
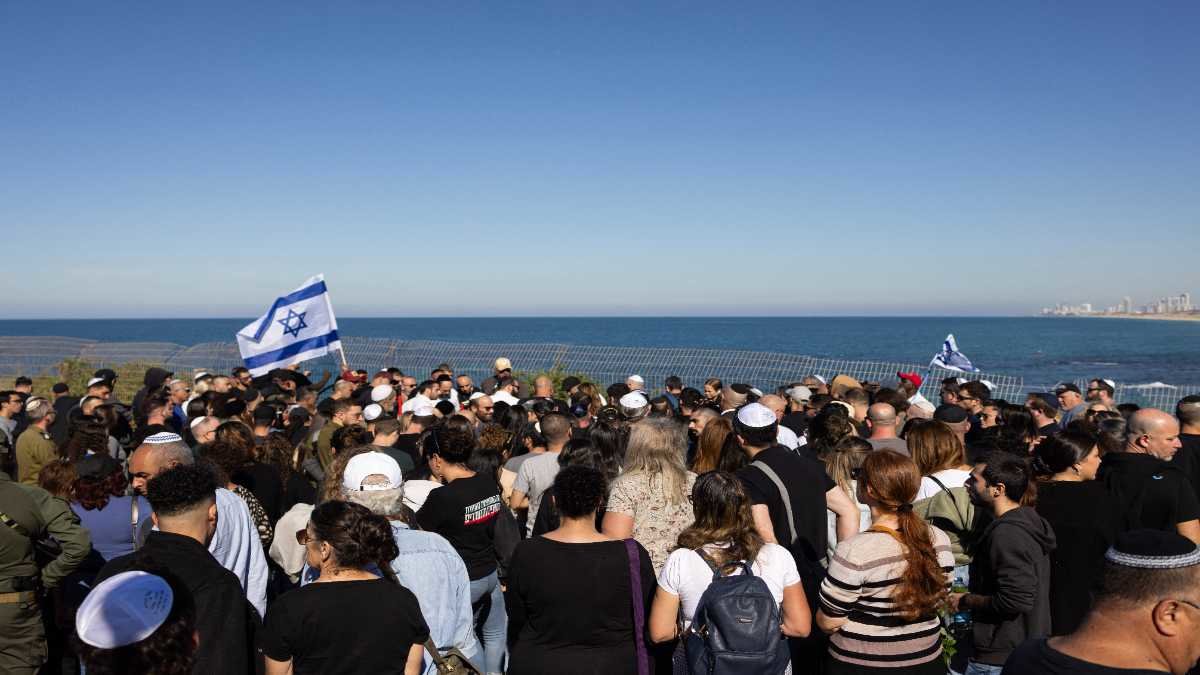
[1041,291,1195,317]
[3,3,1199,318]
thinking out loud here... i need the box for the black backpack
[683,550,791,675]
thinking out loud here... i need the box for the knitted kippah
[1105,530,1200,569]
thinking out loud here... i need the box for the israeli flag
[236,275,342,377]
[930,334,979,372]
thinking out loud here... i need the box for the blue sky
[2,2,1197,318]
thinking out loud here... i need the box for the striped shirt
[819,525,954,668]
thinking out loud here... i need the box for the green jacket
[15,427,57,486]
[914,480,979,566]
[315,421,342,473]
[0,472,90,590]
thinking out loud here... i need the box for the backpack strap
[750,460,798,546]
[926,474,968,530]
[623,538,650,675]
[131,497,141,552]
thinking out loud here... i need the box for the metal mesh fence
[0,335,1196,409]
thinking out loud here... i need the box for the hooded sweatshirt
[968,505,1057,665]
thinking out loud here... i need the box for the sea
[1,316,1198,388]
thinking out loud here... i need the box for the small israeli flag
[236,274,342,377]
[930,334,979,372]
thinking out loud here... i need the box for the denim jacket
[303,522,480,674]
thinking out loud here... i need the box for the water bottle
[949,582,971,640]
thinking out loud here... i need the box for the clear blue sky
[2,2,1197,318]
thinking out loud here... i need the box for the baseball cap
[76,453,121,479]
[370,385,394,403]
[896,372,923,389]
[86,376,111,388]
[75,571,174,649]
[1054,383,1082,395]
[736,402,776,429]
[933,404,968,424]
[785,386,812,404]
[93,368,118,383]
[830,374,862,398]
[342,452,403,492]
[494,357,512,372]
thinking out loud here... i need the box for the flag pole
[337,344,350,371]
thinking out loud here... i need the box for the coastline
[1040,313,1200,323]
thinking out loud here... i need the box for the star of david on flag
[929,334,979,373]
[236,274,342,377]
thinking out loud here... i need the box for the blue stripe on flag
[243,330,340,369]
[249,281,329,343]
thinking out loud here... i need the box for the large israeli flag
[236,275,342,377]
[930,334,979,372]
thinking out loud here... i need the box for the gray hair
[147,441,195,467]
[24,397,54,422]
[341,486,406,518]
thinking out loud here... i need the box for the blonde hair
[621,418,690,505]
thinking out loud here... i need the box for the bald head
[1126,408,1182,460]
[868,403,897,425]
[759,395,786,419]
[534,376,554,397]
[128,440,195,495]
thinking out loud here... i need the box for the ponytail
[892,505,948,620]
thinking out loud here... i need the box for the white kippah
[370,385,393,402]
[143,432,183,445]
[619,392,649,409]
[812,375,827,385]
[736,402,776,428]
[628,374,645,384]
[980,380,995,391]
[468,391,486,402]
[363,403,383,422]
[188,417,208,431]
[75,571,173,649]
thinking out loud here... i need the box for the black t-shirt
[1170,433,1200,503]
[258,578,428,675]
[416,472,502,579]
[780,411,808,438]
[283,473,317,513]
[1002,638,1165,674]
[376,445,416,474]
[392,434,421,467]
[736,445,836,565]
[507,537,656,675]
[1099,452,1200,532]
[1034,481,1122,635]
[233,462,285,524]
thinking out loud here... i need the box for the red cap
[897,372,923,388]
[341,369,366,384]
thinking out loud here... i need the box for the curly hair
[200,439,248,485]
[860,451,946,620]
[477,424,513,454]
[146,464,219,517]
[552,465,607,519]
[74,568,197,675]
[72,465,129,511]
[61,420,111,463]
[432,415,476,464]
[331,425,372,454]
[309,500,400,584]
[677,471,764,569]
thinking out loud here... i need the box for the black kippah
[1106,529,1200,569]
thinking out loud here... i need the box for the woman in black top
[1031,430,1122,635]
[259,501,429,675]
[508,465,656,675]
[416,416,508,674]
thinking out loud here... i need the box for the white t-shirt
[916,468,972,501]
[658,543,800,630]
[491,390,520,406]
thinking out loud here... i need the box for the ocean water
[1,316,1199,387]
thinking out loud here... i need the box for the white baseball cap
[494,357,512,371]
[342,452,403,492]
[75,571,174,649]
[370,385,393,402]
[785,386,813,404]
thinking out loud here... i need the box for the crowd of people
[3,359,1200,674]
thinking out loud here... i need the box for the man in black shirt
[97,464,258,675]
[1170,395,1200,503]
[1098,408,1200,543]
[734,402,859,670]
[734,403,860,563]
[1004,530,1200,675]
